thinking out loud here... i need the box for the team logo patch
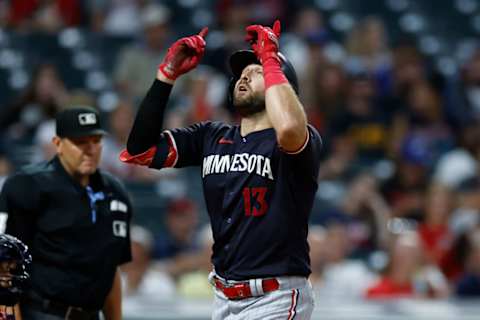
[110,200,128,213]
[78,113,97,125]
[112,220,127,237]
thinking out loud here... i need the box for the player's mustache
[237,81,251,91]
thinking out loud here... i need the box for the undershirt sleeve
[126,79,173,155]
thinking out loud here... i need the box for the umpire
[0,107,132,320]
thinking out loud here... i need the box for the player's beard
[233,91,266,117]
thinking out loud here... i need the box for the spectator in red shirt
[366,233,418,299]
[366,232,449,299]
[417,184,455,266]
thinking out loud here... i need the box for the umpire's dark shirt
[0,157,132,309]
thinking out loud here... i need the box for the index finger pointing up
[272,20,281,37]
[198,27,209,38]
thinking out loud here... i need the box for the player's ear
[52,136,60,146]
[52,136,62,153]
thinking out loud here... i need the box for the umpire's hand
[158,27,208,82]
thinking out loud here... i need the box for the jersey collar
[236,125,275,141]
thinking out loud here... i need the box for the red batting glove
[245,20,288,91]
[158,27,208,80]
[245,20,281,64]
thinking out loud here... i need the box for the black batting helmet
[0,234,32,306]
[228,50,299,106]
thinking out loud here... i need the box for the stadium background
[2,0,480,319]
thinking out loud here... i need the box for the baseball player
[0,234,32,320]
[121,20,322,319]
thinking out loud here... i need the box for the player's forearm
[15,304,22,320]
[126,79,173,155]
[103,268,122,320]
[265,83,307,151]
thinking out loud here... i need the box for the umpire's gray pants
[210,273,315,320]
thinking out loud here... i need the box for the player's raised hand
[245,20,281,63]
[158,27,208,81]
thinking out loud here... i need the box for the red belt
[214,277,280,300]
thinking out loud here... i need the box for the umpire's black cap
[229,50,299,94]
[55,107,107,138]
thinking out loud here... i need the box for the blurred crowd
[1,0,480,306]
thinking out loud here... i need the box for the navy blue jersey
[149,122,322,280]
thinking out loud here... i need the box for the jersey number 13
[242,187,268,217]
